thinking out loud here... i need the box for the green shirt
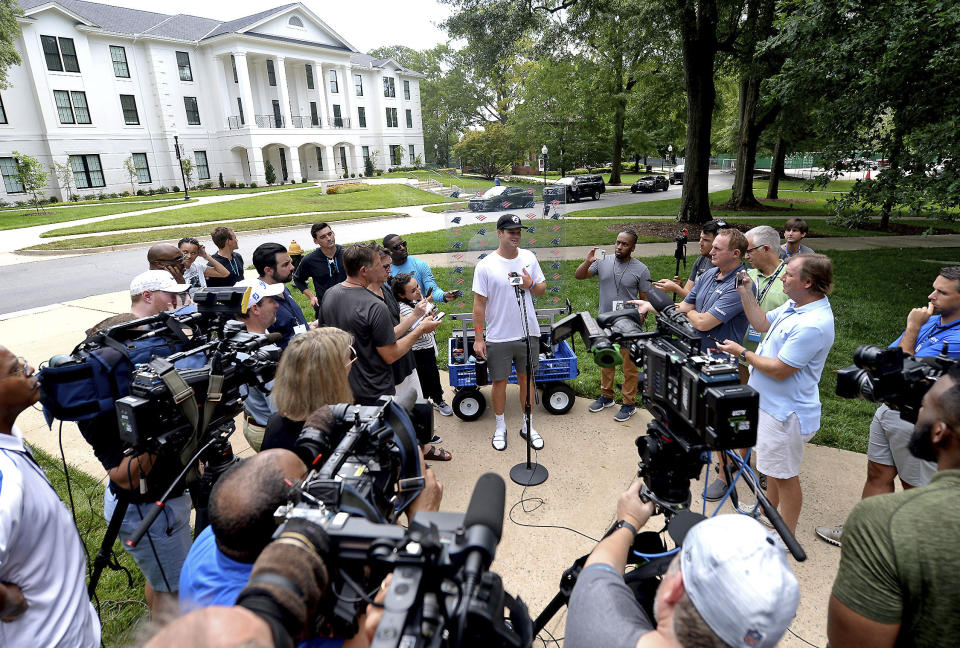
[832,469,960,647]
[741,262,789,354]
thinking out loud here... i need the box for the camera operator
[652,219,726,300]
[565,479,800,648]
[0,347,101,647]
[828,366,960,648]
[233,278,284,451]
[716,254,835,534]
[816,266,960,548]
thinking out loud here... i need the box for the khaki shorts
[756,409,814,479]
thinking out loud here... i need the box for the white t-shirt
[0,427,100,648]
[183,256,209,291]
[472,248,546,342]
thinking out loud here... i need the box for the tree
[364,155,375,177]
[123,156,138,194]
[50,160,74,201]
[264,160,276,185]
[0,0,23,89]
[452,124,523,179]
[13,151,48,215]
[180,157,195,187]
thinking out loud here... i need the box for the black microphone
[462,473,506,585]
[645,285,676,313]
[294,405,337,468]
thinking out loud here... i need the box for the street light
[541,144,548,189]
[668,144,673,168]
[173,135,190,201]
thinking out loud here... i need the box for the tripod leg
[88,492,129,597]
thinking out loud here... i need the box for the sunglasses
[345,345,358,368]
[1,356,33,380]
[390,240,407,251]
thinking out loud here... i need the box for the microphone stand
[509,276,548,486]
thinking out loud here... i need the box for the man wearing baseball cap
[565,478,800,648]
[129,269,190,317]
[234,279,284,450]
[472,213,547,451]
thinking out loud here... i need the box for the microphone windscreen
[303,405,335,439]
[464,472,506,541]
[264,332,283,344]
[646,286,675,313]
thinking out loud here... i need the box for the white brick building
[1,0,425,199]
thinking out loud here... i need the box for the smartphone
[433,311,447,322]
[736,271,747,287]
[596,249,607,260]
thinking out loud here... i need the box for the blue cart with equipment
[446,309,578,421]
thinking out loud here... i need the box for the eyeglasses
[745,245,765,255]
[345,345,358,368]
[390,240,407,251]
[1,356,33,380]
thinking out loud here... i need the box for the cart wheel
[542,383,575,415]
[453,389,486,421]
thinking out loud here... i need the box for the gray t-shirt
[565,564,653,648]
[320,284,396,402]
[778,243,814,260]
[687,254,713,284]
[589,256,652,314]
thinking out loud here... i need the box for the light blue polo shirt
[748,297,835,435]
[890,315,960,358]
[684,263,752,350]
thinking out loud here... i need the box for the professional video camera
[552,290,758,509]
[275,468,531,647]
[836,343,959,423]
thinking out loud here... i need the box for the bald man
[148,242,187,284]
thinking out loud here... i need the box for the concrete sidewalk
[0,282,873,647]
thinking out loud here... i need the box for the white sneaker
[492,424,507,451]
[519,425,544,450]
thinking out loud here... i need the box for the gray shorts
[867,403,936,487]
[487,336,540,381]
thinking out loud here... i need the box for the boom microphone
[462,473,506,585]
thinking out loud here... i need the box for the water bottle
[475,358,488,386]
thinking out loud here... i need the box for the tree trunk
[767,136,787,199]
[634,154,641,173]
[675,0,719,224]
[727,75,764,208]
[609,95,627,185]
[880,127,904,230]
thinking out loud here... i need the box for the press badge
[746,325,762,342]
[612,300,625,311]
[293,324,307,335]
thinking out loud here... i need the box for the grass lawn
[0,183,301,211]
[0,200,195,231]
[25,211,403,251]
[42,185,449,238]
[32,445,148,646]
[752,179,858,193]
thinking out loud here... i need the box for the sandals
[492,426,507,451]
[519,426,544,450]
[423,444,452,461]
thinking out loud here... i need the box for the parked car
[468,185,536,211]
[630,175,669,193]
[545,174,606,203]
[669,164,685,185]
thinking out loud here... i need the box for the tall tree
[0,0,22,88]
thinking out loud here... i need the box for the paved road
[0,172,735,315]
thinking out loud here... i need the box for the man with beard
[293,222,346,319]
[383,233,459,304]
[574,230,651,422]
[816,266,960,547]
[828,366,960,648]
[253,242,311,350]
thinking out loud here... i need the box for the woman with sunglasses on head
[260,327,355,453]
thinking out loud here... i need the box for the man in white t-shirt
[472,213,547,451]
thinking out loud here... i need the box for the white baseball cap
[681,514,800,648]
[130,270,190,296]
[236,278,284,313]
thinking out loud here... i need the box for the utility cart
[446,309,578,421]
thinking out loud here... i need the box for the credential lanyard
[756,263,785,307]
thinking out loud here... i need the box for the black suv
[544,174,605,203]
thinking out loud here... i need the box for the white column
[234,52,256,128]
[288,146,303,181]
[214,56,233,129]
[247,146,265,184]
[341,65,354,127]
[315,60,329,128]
[325,146,338,178]
[275,56,293,129]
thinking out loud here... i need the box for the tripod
[508,273,548,486]
[672,229,688,303]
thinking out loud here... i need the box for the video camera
[836,344,959,423]
[552,291,758,509]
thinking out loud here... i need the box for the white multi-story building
[0,0,425,199]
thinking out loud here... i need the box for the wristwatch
[739,349,748,362]
[609,519,638,538]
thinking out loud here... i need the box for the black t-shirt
[261,414,305,453]
[320,284,396,401]
[208,252,244,287]
[293,246,346,308]
[378,288,416,386]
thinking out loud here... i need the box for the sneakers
[492,424,507,451]
[433,401,453,417]
[704,478,732,501]
[429,434,443,444]
[588,396,615,412]
[519,425,544,450]
[815,524,843,547]
[613,405,636,422]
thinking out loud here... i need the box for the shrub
[364,157,375,177]
[229,181,237,188]
[350,173,355,178]
[137,189,147,196]
[375,169,383,176]
[48,195,58,203]
[250,182,257,188]
[325,182,372,195]
[238,182,246,188]
[172,186,180,193]
[264,160,276,185]
[218,172,225,189]
[302,178,308,183]
[97,193,107,200]
[157,186,168,194]
[15,200,28,207]
[71,193,82,201]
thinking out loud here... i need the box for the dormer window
[288,16,304,27]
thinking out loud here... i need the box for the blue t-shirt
[683,264,752,350]
[269,285,308,350]
[391,256,447,303]
[179,525,253,614]
[890,315,960,358]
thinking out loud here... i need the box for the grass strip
[0,200,195,231]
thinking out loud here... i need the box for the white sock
[495,414,505,427]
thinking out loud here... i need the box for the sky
[104,0,453,53]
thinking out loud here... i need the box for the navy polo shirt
[268,284,308,349]
[684,263,753,350]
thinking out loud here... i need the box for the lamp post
[173,135,190,201]
[541,144,548,187]
[434,143,438,167]
[668,144,673,168]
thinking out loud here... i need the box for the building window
[0,157,23,193]
[184,96,200,125]
[288,16,304,27]
[194,151,210,180]
[237,97,245,125]
[362,146,370,163]
[357,106,366,128]
[404,80,411,100]
[383,77,395,98]
[354,74,363,96]
[405,109,413,129]
[409,144,416,163]
[119,94,139,125]
[316,148,323,170]
[132,152,151,183]
[385,107,398,128]
[176,51,193,81]
[390,145,402,166]
[41,35,80,73]
[0,93,6,124]
[305,64,314,90]
[266,59,277,86]
[329,70,338,93]
[110,46,129,78]
[54,90,91,124]
[310,102,319,126]
[231,55,238,83]
[70,154,105,189]
[332,104,342,127]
